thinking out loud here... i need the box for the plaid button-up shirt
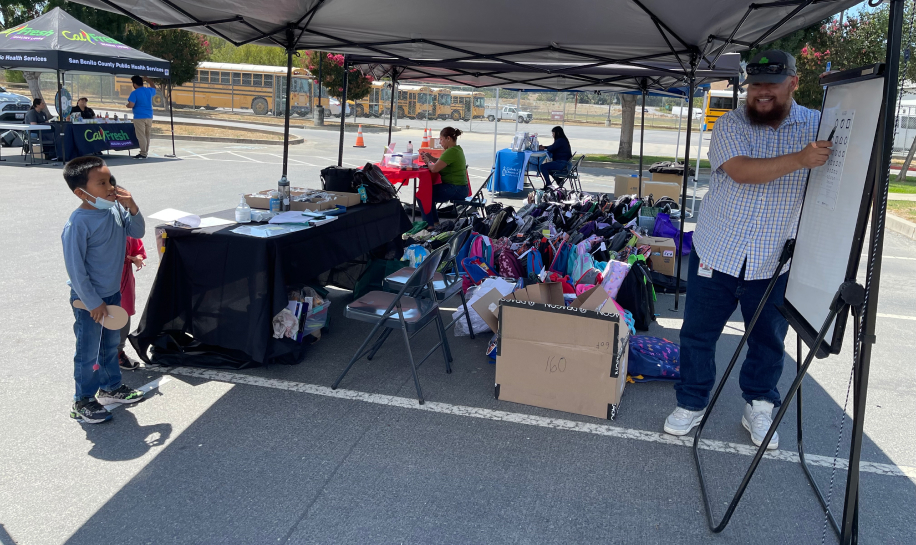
[693,100,820,280]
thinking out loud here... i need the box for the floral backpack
[497,249,525,280]
[628,336,680,382]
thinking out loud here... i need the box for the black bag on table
[648,160,695,177]
[353,162,398,204]
[616,261,656,331]
[320,166,358,192]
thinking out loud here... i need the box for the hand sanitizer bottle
[269,190,281,213]
[235,194,251,223]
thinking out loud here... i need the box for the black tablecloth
[54,122,139,160]
[131,200,411,366]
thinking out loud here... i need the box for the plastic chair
[332,245,451,404]
[383,226,476,339]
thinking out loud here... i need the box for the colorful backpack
[628,336,680,382]
[525,249,544,279]
[568,241,595,283]
[615,260,656,331]
[469,235,493,268]
[462,256,497,284]
[497,249,525,280]
[549,240,571,276]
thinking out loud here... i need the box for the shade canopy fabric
[0,7,170,78]
[352,55,741,92]
[71,0,856,75]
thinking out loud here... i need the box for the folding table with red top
[374,163,472,221]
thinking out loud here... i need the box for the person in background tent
[418,126,469,226]
[74,97,95,119]
[662,50,832,450]
[126,75,156,160]
[538,126,573,189]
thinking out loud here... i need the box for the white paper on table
[149,208,194,222]
[269,211,313,224]
[175,215,201,228]
[197,217,236,227]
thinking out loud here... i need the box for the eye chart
[812,109,855,211]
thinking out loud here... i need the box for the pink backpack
[469,235,493,268]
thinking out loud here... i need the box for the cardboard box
[472,282,564,333]
[614,174,640,197]
[642,181,682,204]
[495,285,629,420]
[246,189,361,212]
[650,172,687,184]
[638,235,677,276]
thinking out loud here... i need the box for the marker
[826,125,836,142]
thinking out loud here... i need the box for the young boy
[62,156,146,424]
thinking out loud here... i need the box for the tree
[208,37,288,66]
[617,93,637,159]
[303,51,373,101]
[1,0,45,98]
[140,30,208,106]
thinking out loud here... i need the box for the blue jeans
[421,183,469,224]
[539,160,568,186]
[71,290,123,402]
[674,251,789,411]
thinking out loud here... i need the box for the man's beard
[746,98,791,126]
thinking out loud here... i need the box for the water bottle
[235,194,251,223]
[357,184,368,203]
[278,176,290,212]
[406,141,413,154]
[269,190,280,213]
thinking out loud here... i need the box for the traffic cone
[420,128,430,149]
[353,125,366,148]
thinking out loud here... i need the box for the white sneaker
[664,406,706,436]
[742,400,779,450]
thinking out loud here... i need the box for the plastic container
[301,301,331,337]
[278,176,291,212]
[269,190,281,213]
[235,194,252,223]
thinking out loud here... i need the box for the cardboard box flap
[505,282,564,305]
[570,285,620,315]
[470,288,504,333]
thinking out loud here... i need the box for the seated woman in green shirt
[418,126,468,226]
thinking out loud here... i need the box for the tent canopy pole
[673,55,699,311]
[638,80,647,198]
[387,74,396,146]
[281,27,293,177]
[165,77,176,157]
[338,55,349,166]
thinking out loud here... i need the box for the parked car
[485,105,533,123]
[0,86,31,122]
[328,97,351,117]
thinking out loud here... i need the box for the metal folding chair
[332,245,452,404]
[383,226,476,339]
[552,154,583,192]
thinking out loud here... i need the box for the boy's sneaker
[742,400,779,450]
[96,385,145,405]
[70,399,112,424]
[118,351,139,370]
[663,406,706,436]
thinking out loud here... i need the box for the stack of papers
[231,224,309,238]
[149,208,235,229]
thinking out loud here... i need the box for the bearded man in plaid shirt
[663,50,833,450]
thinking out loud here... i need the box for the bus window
[232,72,241,85]
[199,70,209,83]
[709,96,733,110]
[253,74,262,87]
[418,93,429,105]
[221,72,230,84]
[382,88,391,102]
[242,73,252,86]
[474,97,485,108]
[440,95,451,106]
[264,74,273,88]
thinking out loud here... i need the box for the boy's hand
[115,186,139,215]
[90,303,108,323]
[129,255,145,271]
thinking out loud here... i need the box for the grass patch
[586,153,711,169]
[151,122,285,141]
[889,176,916,194]
[887,201,916,222]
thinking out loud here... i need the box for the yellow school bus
[354,81,391,118]
[703,89,745,131]
[116,62,327,116]
[449,91,486,121]
[393,84,435,119]
[428,88,453,120]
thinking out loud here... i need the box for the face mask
[80,188,116,210]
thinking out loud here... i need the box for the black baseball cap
[744,50,797,84]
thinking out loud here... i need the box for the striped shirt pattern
[693,100,820,281]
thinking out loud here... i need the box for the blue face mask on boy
[80,188,116,210]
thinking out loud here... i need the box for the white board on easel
[781,65,885,357]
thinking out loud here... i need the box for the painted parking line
[266,153,317,166]
[146,366,916,481]
[877,313,916,321]
[225,151,264,163]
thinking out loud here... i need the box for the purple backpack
[628,336,680,382]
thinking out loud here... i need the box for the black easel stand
[692,238,867,542]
